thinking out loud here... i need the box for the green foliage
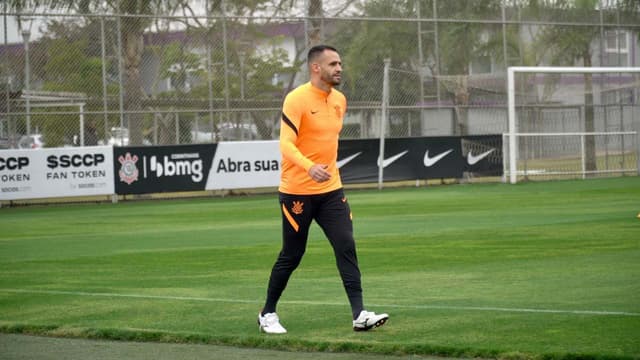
[328,1,423,108]
[243,45,295,99]
[148,41,204,95]
[43,38,104,95]
[32,27,110,147]
[436,1,503,75]
[531,0,600,66]
[529,0,603,170]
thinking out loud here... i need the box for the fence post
[581,133,586,179]
[100,10,109,142]
[175,113,180,144]
[21,27,31,135]
[636,130,639,176]
[221,0,230,124]
[507,67,517,184]
[635,100,640,175]
[79,103,85,146]
[378,58,390,190]
[116,4,125,131]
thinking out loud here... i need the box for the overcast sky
[1,14,45,44]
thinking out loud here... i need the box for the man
[258,45,389,334]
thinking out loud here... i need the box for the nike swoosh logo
[423,149,453,167]
[337,152,362,168]
[311,110,319,114]
[467,149,495,165]
[378,150,409,168]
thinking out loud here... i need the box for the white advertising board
[0,146,115,200]
[206,141,280,190]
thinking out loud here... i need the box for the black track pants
[263,188,363,319]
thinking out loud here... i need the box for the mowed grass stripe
[1,177,639,359]
[2,288,639,316]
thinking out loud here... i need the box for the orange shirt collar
[307,82,332,99]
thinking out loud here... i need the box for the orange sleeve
[280,94,314,172]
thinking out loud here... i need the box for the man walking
[258,45,389,334]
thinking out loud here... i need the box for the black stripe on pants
[263,188,364,319]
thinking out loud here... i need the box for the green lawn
[1,177,639,359]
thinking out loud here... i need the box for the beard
[321,71,341,86]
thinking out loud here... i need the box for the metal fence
[1,0,639,150]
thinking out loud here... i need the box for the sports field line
[2,288,639,317]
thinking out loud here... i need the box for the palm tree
[435,0,514,135]
[530,0,602,172]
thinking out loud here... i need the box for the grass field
[1,177,639,359]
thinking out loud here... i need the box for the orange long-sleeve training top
[279,82,347,195]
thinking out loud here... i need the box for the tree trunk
[308,0,323,46]
[122,20,146,145]
[453,76,469,135]
[583,51,596,173]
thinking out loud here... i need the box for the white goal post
[507,66,640,184]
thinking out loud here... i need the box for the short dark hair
[307,45,339,63]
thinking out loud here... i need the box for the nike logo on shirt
[423,149,453,167]
[467,149,495,165]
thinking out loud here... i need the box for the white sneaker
[352,310,389,331]
[258,312,287,334]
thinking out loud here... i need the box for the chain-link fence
[1,0,639,149]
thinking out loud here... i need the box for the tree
[307,0,323,45]
[333,0,514,136]
[40,37,105,146]
[2,14,111,146]
[9,0,248,144]
[7,0,207,144]
[530,0,601,173]
[433,0,511,135]
[5,0,375,144]
[194,0,358,139]
[149,42,203,94]
[616,0,640,36]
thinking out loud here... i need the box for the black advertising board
[112,135,502,195]
[415,136,464,179]
[3,135,502,201]
[336,139,379,183]
[379,138,422,181]
[461,135,504,176]
[114,144,216,194]
[338,135,502,183]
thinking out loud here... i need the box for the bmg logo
[150,155,203,182]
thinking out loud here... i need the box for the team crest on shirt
[291,201,304,215]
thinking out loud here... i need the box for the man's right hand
[308,164,331,183]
